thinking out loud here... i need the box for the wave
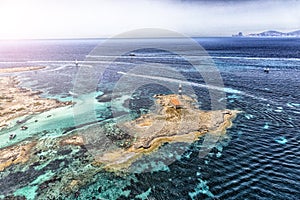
[117,71,278,104]
[1,55,299,65]
[213,56,300,62]
[0,60,127,66]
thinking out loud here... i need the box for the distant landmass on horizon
[233,30,300,37]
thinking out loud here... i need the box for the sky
[0,0,299,39]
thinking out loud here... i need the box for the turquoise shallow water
[0,38,300,199]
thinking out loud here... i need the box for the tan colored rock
[60,135,85,146]
[0,141,37,171]
[0,76,72,129]
[62,179,81,193]
[93,94,240,170]
[0,66,45,73]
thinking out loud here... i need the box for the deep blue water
[0,37,299,199]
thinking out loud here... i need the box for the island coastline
[0,66,72,129]
[90,94,240,171]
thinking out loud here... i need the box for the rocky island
[233,30,300,37]
[93,94,239,170]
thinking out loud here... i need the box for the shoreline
[0,66,72,130]
[0,66,46,74]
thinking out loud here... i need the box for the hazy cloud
[0,0,299,39]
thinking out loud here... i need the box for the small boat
[69,91,78,97]
[264,67,270,73]
[9,133,16,140]
[75,59,79,67]
[16,119,26,124]
[20,126,28,130]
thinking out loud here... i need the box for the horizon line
[0,28,299,41]
[0,36,234,41]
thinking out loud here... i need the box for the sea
[0,37,299,200]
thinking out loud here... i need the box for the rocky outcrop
[60,135,85,146]
[93,94,240,170]
[0,141,37,171]
[0,76,72,129]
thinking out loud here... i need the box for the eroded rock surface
[93,94,239,170]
